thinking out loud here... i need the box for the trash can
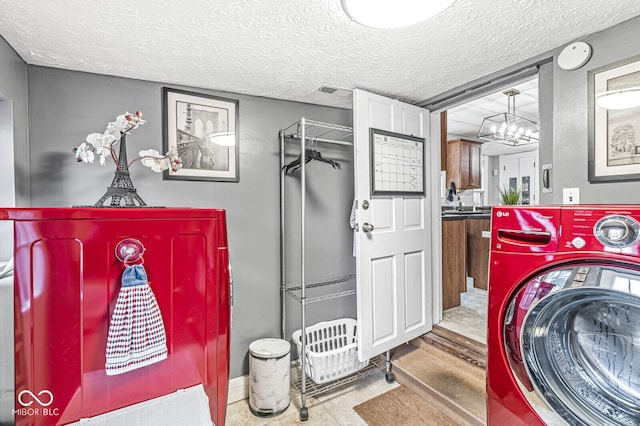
[249,338,291,417]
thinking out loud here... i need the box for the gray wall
[538,61,554,204]
[0,36,29,207]
[0,37,28,260]
[550,16,640,203]
[26,66,354,379]
[0,102,14,260]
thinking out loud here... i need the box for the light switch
[563,188,580,204]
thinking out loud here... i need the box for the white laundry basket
[248,338,291,417]
[292,318,369,385]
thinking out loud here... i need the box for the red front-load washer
[487,205,640,425]
[2,208,231,426]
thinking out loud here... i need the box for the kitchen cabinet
[446,139,482,190]
[442,217,467,310]
[442,215,491,310]
[466,217,491,290]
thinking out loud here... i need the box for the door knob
[362,223,374,233]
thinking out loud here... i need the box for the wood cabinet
[446,139,482,190]
[442,217,467,310]
[442,216,491,310]
[466,218,491,290]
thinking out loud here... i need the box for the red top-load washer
[1,207,231,426]
[487,205,640,425]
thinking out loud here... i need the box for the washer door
[504,264,640,425]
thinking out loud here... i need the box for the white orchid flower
[75,142,95,163]
[115,111,146,134]
[86,132,116,149]
[114,114,131,133]
[165,149,183,174]
[86,132,117,166]
[139,149,169,173]
[104,122,123,140]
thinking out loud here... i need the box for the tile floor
[227,285,487,425]
[438,285,487,344]
[226,366,399,425]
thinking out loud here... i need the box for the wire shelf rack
[290,358,381,398]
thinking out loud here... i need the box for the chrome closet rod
[283,134,353,146]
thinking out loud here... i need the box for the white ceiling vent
[318,86,340,94]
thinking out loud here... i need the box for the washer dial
[594,215,640,248]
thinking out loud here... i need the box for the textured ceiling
[1,0,640,109]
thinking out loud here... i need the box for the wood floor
[391,327,487,425]
[418,325,486,369]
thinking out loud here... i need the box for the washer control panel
[594,215,640,248]
[561,207,640,253]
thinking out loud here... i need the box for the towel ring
[123,254,144,266]
[115,238,145,265]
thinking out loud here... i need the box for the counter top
[442,212,491,220]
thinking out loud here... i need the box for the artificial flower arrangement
[73,110,182,173]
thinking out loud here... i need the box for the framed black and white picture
[369,128,425,196]
[162,87,239,182]
[588,55,640,183]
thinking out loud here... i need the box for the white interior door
[353,89,434,361]
[518,154,536,205]
[500,156,519,190]
[499,151,538,204]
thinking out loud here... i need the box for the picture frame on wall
[162,87,239,182]
[588,55,640,183]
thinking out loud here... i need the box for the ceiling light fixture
[477,89,539,146]
[595,87,640,110]
[341,0,455,29]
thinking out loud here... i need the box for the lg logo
[496,211,510,218]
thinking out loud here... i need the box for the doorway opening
[439,75,540,345]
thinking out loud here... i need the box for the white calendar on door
[370,128,425,195]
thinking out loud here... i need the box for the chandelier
[477,89,539,146]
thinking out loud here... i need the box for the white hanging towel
[105,264,167,375]
[350,199,357,257]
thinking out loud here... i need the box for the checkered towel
[105,264,167,376]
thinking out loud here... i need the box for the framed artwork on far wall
[162,87,239,182]
[588,55,640,183]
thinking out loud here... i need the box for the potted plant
[498,185,522,205]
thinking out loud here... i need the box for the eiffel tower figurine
[94,135,147,207]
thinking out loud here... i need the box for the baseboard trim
[227,375,249,404]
